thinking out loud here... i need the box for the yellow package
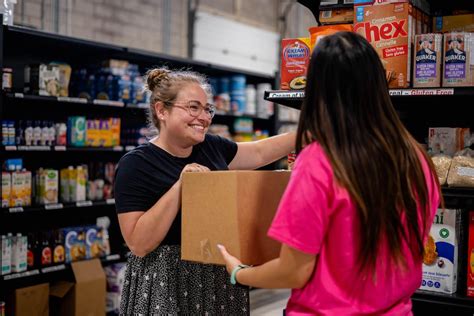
[23,171,32,207]
[10,171,24,207]
[86,119,101,147]
[110,118,121,146]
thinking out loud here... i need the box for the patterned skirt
[120,245,250,315]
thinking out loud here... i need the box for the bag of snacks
[431,153,452,186]
[447,148,474,188]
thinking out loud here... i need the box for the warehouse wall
[14,0,316,58]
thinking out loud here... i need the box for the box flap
[49,281,74,298]
[15,283,49,316]
[71,258,105,283]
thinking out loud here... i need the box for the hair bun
[146,68,171,91]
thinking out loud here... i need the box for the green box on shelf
[67,116,86,147]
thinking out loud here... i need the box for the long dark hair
[296,32,441,275]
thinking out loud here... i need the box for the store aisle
[249,289,290,315]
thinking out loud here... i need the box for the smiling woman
[113,67,296,315]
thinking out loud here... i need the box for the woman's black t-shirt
[114,134,238,245]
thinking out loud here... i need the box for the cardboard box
[354,1,413,88]
[50,259,106,316]
[433,14,474,33]
[15,283,49,316]
[421,208,461,294]
[181,171,290,265]
[468,211,474,297]
[319,8,354,25]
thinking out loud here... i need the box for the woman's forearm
[255,132,296,167]
[127,180,182,256]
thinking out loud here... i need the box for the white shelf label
[125,146,135,151]
[5,146,17,151]
[54,146,67,151]
[17,146,51,151]
[113,146,124,152]
[45,203,64,210]
[14,93,24,98]
[105,254,120,261]
[9,207,24,213]
[389,89,454,96]
[135,103,149,109]
[93,99,125,107]
[268,91,305,99]
[76,200,93,207]
[3,269,39,280]
[58,96,88,104]
[106,198,115,205]
[41,264,66,273]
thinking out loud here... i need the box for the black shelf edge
[413,290,474,307]
[3,145,136,153]
[265,88,474,109]
[2,199,116,215]
[2,254,123,283]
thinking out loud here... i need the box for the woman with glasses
[115,67,295,315]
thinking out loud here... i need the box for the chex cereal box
[421,208,461,294]
[354,0,413,88]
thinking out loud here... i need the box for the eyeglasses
[171,100,216,119]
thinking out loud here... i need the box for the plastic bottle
[40,232,52,267]
[48,121,56,146]
[41,121,49,146]
[33,120,42,146]
[24,121,33,146]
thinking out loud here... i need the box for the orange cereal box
[354,0,413,88]
[280,38,311,90]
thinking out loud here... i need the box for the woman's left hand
[217,244,242,275]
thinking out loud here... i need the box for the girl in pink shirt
[218,32,441,315]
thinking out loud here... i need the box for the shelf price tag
[5,146,17,151]
[268,91,305,98]
[76,200,93,207]
[45,203,64,210]
[105,254,120,261]
[93,99,125,107]
[113,146,124,152]
[41,264,66,273]
[54,146,67,151]
[106,198,115,205]
[14,93,24,98]
[3,269,40,280]
[125,146,135,151]
[58,96,88,104]
[9,207,24,213]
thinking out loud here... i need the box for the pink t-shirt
[268,142,439,316]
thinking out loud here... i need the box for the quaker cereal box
[280,38,311,90]
[413,34,443,87]
[442,32,474,87]
[421,208,461,294]
[85,226,105,259]
[63,227,86,263]
[354,0,413,88]
[468,211,474,297]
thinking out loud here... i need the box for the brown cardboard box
[50,259,106,316]
[181,171,290,265]
[15,283,49,316]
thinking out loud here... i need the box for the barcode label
[76,200,93,207]
[41,264,66,273]
[45,203,64,210]
[9,207,24,213]
[106,198,115,205]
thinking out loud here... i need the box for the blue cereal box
[85,226,104,259]
[63,227,86,263]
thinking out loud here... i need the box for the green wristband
[230,264,250,285]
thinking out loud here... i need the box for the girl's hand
[217,244,242,275]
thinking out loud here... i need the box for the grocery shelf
[3,145,135,153]
[412,290,474,311]
[264,88,474,109]
[2,199,116,215]
[2,254,123,284]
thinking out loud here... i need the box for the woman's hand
[217,244,242,275]
[180,163,210,179]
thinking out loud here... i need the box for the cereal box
[428,127,470,157]
[421,208,461,294]
[468,211,474,297]
[85,226,105,259]
[442,32,474,87]
[354,1,413,88]
[433,14,474,33]
[319,8,354,25]
[63,227,86,263]
[68,116,86,147]
[413,34,443,87]
[280,38,311,90]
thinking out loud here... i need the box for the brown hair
[145,67,212,131]
[296,32,441,276]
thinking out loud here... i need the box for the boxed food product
[38,169,58,205]
[468,211,474,297]
[63,227,86,263]
[413,34,443,87]
[1,235,12,275]
[433,14,474,33]
[24,64,60,96]
[421,208,461,294]
[11,233,27,273]
[442,32,474,87]
[85,119,101,147]
[85,226,104,259]
[181,171,290,265]
[319,8,354,25]
[69,166,87,202]
[23,170,32,206]
[2,172,11,208]
[67,116,86,147]
[428,127,470,157]
[280,38,311,90]
[354,0,413,88]
[10,170,25,207]
[60,168,71,203]
[50,63,72,97]
[308,24,353,51]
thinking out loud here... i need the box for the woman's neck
[152,136,193,158]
